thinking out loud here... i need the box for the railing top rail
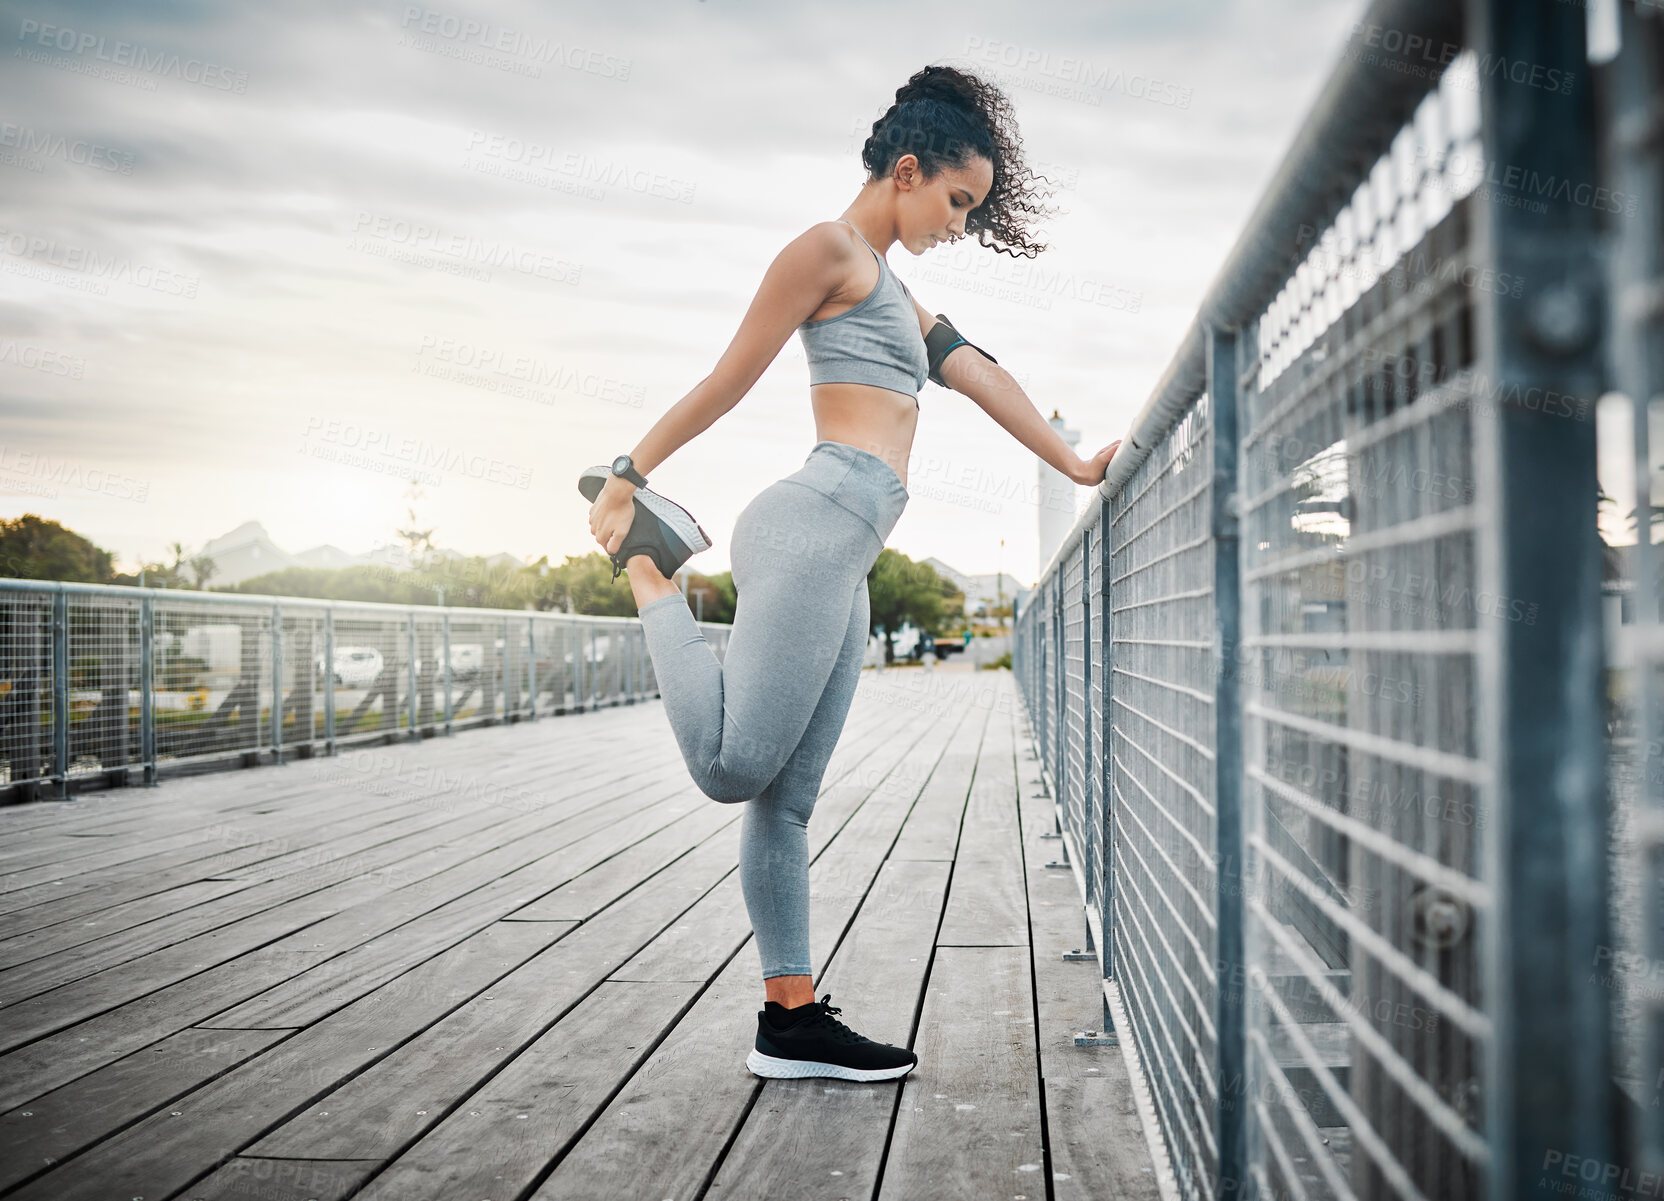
[0,576,648,624]
[1035,0,1463,589]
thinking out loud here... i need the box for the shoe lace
[806,993,862,1044]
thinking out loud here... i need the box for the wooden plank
[222,824,753,1159]
[0,706,687,898]
[935,679,1027,946]
[0,947,338,1109]
[348,980,696,1201]
[0,758,703,1033]
[0,707,634,863]
[180,1156,380,1201]
[195,774,724,1028]
[526,940,769,1201]
[0,739,686,930]
[3,920,567,1201]
[1012,679,1164,1201]
[0,1027,286,1193]
[877,944,1047,1201]
[0,711,712,1098]
[888,678,998,862]
[0,879,255,969]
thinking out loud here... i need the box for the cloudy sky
[0,0,1369,586]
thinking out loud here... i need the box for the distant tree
[549,552,642,618]
[868,548,947,664]
[395,478,436,567]
[188,553,217,589]
[684,570,736,624]
[0,514,118,582]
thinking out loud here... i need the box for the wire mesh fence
[0,580,729,802]
[1015,2,1651,1198]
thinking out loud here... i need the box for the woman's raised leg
[636,479,879,805]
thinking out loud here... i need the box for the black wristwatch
[610,454,648,488]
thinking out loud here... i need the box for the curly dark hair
[859,64,1055,258]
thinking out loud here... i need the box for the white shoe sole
[745,1048,917,1081]
[580,467,712,555]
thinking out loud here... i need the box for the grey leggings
[636,440,908,979]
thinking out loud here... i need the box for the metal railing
[0,578,732,802]
[1015,2,1652,1199]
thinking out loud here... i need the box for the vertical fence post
[51,589,68,800]
[323,608,336,755]
[139,592,156,786]
[271,603,284,764]
[1609,0,1664,1179]
[407,613,419,741]
[571,616,583,714]
[1207,325,1246,1200]
[1469,0,1613,1196]
[1080,530,1097,956]
[1099,492,1116,982]
[500,616,510,723]
[528,615,538,720]
[441,607,452,737]
[1053,580,1068,857]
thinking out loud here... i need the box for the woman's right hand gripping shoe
[579,466,713,581]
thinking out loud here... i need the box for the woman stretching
[579,64,1122,1082]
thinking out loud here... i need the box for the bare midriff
[810,382,916,490]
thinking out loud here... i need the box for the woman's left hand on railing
[1072,439,1123,486]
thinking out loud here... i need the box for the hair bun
[897,64,973,110]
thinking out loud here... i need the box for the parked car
[437,643,484,682]
[314,646,384,689]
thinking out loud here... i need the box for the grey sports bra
[797,220,930,404]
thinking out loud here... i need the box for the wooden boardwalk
[0,662,1159,1201]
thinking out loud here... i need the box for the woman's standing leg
[741,574,870,1002]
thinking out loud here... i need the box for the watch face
[612,455,631,474]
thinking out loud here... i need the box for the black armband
[924,314,998,388]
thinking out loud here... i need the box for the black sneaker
[578,466,712,581]
[746,993,919,1082]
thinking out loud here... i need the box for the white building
[920,556,1031,619]
[1037,409,1082,581]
